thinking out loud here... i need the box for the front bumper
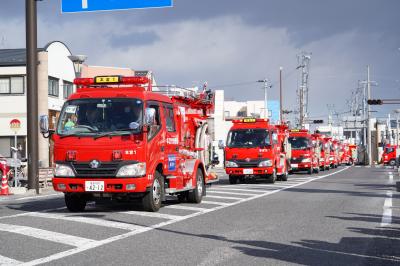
[52,177,149,193]
[290,162,311,171]
[225,167,274,176]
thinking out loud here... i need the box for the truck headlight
[258,160,272,167]
[116,163,146,177]
[55,164,75,177]
[302,158,311,163]
[225,161,238,168]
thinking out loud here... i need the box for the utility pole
[367,65,372,165]
[26,0,39,193]
[279,67,283,122]
[257,79,271,119]
[296,52,311,128]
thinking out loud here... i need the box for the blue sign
[168,155,176,171]
[62,0,173,13]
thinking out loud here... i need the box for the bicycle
[7,159,27,188]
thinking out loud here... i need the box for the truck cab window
[147,103,161,140]
[163,104,176,132]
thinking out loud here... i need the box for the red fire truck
[312,133,330,171]
[382,144,397,166]
[40,75,219,212]
[324,137,339,168]
[288,129,319,174]
[224,118,289,184]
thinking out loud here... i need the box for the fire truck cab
[224,118,288,184]
[382,144,397,166]
[312,133,330,171]
[288,129,319,174]
[40,75,219,212]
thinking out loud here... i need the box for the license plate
[243,169,253,174]
[291,164,298,168]
[85,181,105,192]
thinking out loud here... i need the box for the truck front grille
[72,162,119,177]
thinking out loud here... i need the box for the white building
[0,41,75,167]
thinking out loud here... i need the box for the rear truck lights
[113,150,122,161]
[225,161,239,168]
[258,160,272,167]
[57,183,66,190]
[116,162,146,177]
[55,164,75,177]
[126,184,136,191]
[66,151,77,161]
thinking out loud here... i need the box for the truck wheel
[307,167,313,175]
[238,176,245,183]
[267,169,277,183]
[229,175,238,184]
[280,170,288,181]
[142,171,163,212]
[188,169,204,203]
[320,165,325,171]
[65,193,87,212]
[177,192,188,203]
[314,166,320,174]
[389,159,396,167]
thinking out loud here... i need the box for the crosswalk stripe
[0,223,96,247]
[164,205,208,212]
[121,211,183,220]
[201,200,230,206]
[0,254,22,265]
[208,187,265,193]
[206,190,256,196]
[26,212,145,232]
[204,195,243,200]
[236,184,287,188]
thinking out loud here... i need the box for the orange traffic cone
[0,172,10,196]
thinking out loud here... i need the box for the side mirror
[218,140,225,149]
[40,115,50,137]
[145,108,156,125]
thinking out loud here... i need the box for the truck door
[162,103,181,179]
[146,101,165,178]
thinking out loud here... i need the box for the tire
[314,165,320,174]
[267,169,277,184]
[177,192,188,203]
[238,176,245,183]
[389,159,396,167]
[307,167,313,175]
[320,165,325,171]
[229,175,238,184]
[142,171,164,212]
[188,168,204,203]
[65,193,87,212]
[280,170,288,181]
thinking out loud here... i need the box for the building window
[48,76,59,97]
[224,111,230,117]
[0,136,26,158]
[0,76,25,94]
[63,81,74,99]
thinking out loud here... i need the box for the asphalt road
[0,165,399,266]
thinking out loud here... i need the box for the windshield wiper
[60,133,80,139]
[93,130,133,140]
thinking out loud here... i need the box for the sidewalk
[0,186,60,202]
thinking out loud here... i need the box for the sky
[1,0,399,122]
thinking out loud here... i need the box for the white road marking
[9,167,350,266]
[121,211,183,220]
[0,254,22,265]
[200,200,230,206]
[204,195,244,200]
[0,223,96,247]
[236,183,287,188]
[26,212,145,232]
[206,190,256,196]
[164,205,208,212]
[381,191,393,227]
[388,172,393,184]
[208,187,265,193]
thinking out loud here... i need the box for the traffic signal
[367,99,383,105]
[313,120,324,124]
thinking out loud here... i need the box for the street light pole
[26,0,39,193]
[279,67,283,122]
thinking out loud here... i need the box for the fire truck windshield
[227,129,270,148]
[57,98,143,136]
[289,137,311,150]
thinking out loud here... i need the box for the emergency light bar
[232,118,268,123]
[74,76,150,86]
[290,129,309,133]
